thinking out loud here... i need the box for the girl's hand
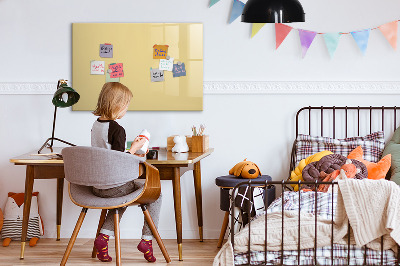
[129,137,147,155]
[134,148,149,157]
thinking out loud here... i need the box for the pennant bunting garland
[229,0,245,24]
[378,21,398,50]
[298,30,317,58]
[251,23,266,38]
[209,0,220,8]
[323,33,341,58]
[208,3,400,58]
[275,23,293,49]
[351,29,370,55]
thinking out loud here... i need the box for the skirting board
[1,81,400,95]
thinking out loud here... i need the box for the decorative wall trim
[203,81,400,94]
[1,81,400,95]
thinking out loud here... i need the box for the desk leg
[172,167,183,261]
[56,178,64,241]
[20,165,35,259]
[193,161,203,242]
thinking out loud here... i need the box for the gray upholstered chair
[60,146,171,265]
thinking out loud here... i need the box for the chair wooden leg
[141,205,171,263]
[217,211,230,248]
[114,210,121,266]
[91,209,108,258]
[60,208,88,266]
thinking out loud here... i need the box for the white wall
[1,0,400,240]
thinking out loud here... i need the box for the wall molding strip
[1,81,400,95]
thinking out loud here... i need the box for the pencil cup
[191,135,209,153]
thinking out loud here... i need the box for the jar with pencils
[191,124,209,153]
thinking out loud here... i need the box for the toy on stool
[229,159,261,179]
[1,192,44,247]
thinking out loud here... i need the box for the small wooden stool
[215,175,275,248]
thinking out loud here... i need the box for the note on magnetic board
[109,63,124,78]
[91,61,105,75]
[100,43,113,58]
[150,68,164,82]
[159,57,174,71]
[172,63,186,77]
[106,72,120,82]
[153,45,169,59]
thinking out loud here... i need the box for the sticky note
[150,68,164,82]
[153,45,169,59]
[91,61,105,75]
[100,43,113,58]
[172,63,186,77]
[159,57,174,71]
[106,72,120,82]
[109,63,124,78]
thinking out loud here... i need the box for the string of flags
[209,0,399,58]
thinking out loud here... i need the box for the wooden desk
[10,147,213,261]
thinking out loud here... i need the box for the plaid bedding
[234,191,397,265]
[294,131,385,166]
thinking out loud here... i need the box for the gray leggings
[92,180,162,240]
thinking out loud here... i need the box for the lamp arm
[50,105,57,148]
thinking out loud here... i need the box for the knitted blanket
[213,179,400,266]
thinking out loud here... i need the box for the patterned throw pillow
[294,131,385,166]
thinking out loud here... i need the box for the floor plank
[0,239,221,265]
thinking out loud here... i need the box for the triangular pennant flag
[323,33,341,58]
[275,23,293,49]
[298,29,317,58]
[209,0,220,7]
[251,23,266,38]
[351,29,370,55]
[229,0,245,24]
[378,21,398,50]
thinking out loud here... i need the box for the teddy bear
[172,135,189,153]
[1,192,44,247]
[229,159,261,179]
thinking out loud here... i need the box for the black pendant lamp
[242,0,305,23]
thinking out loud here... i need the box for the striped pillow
[294,131,385,166]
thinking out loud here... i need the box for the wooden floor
[0,239,221,265]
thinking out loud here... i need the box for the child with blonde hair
[91,82,161,263]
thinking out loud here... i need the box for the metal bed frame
[230,106,400,266]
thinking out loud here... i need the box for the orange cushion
[347,146,391,180]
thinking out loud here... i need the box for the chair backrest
[62,146,145,188]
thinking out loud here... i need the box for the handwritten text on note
[91,61,105,75]
[109,63,124,78]
[100,43,113,58]
[153,45,169,59]
[172,63,186,78]
[150,68,164,82]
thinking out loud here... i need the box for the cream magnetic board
[72,23,203,111]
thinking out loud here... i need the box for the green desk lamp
[38,79,80,154]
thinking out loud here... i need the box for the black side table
[215,175,275,248]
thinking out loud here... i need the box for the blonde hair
[93,82,133,120]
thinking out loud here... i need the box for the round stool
[215,175,275,248]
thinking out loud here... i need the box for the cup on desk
[146,150,158,160]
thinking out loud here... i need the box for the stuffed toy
[1,192,44,247]
[172,135,189,153]
[289,150,333,191]
[348,146,391,180]
[317,160,360,193]
[229,159,261,179]
[301,154,368,191]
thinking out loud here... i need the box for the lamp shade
[52,84,80,108]
[241,0,305,23]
